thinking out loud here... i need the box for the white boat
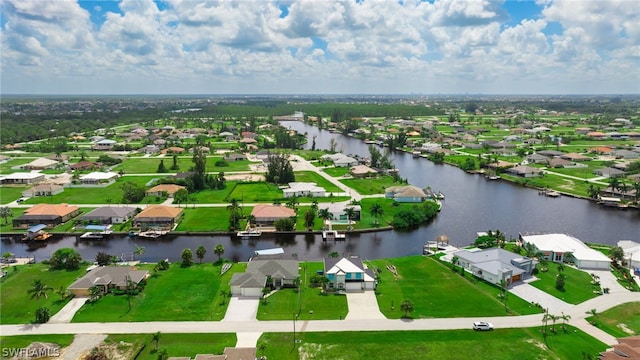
[254,247,284,256]
[137,230,167,239]
[237,229,262,238]
[322,230,346,241]
[79,232,104,240]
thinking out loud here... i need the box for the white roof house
[520,233,611,270]
[23,158,60,170]
[324,256,376,291]
[618,240,640,269]
[282,182,327,198]
[0,172,45,184]
[321,153,358,167]
[80,172,119,184]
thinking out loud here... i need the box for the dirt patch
[618,323,635,334]
[526,338,546,351]
[299,343,337,360]
[225,173,265,182]
[558,180,575,191]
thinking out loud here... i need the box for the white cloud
[0,0,637,94]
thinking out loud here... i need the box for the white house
[618,240,640,270]
[93,139,117,150]
[324,256,376,291]
[79,172,119,185]
[520,233,612,270]
[0,172,45,185]
[282,182,327,198]
[321,153,358,167]
[323,203,361,221]
[454,248,537,285]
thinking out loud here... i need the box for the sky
[1,0,639,95]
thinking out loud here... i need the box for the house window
[555,253,563,262]
[346,273,352,279]
[327,274,334,280]
[356,273,362,279]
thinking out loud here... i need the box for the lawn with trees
[586,302,640,338]
[340,175,406,195]
[528,265,599,304]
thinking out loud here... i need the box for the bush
[214,159,228,167]
[35,306,51,323]
[50,248,83,270]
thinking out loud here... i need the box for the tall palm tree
[560,312,571,332]
[214,244,225,263]
[587,184,601,199]
[152,331,161,351]
[27,280,53,306]
[286,195,299,213]
[0,206,14,226]
[226,199,242,231]
[609,178,621,194]
[369,203,384,226]
[134,244,145,261]
[318,208,331,229]
[343,207,356,221]
[633,182,640,204]
[196,245,206,263]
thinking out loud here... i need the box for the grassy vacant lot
[103,333,237,360]
[294,171,342,193]
[259,326,606,360]
[291,149,328,161]
[340,175,405,195]
[0,158,33,174]
[0,334,74,352]
[24,176,159,205]
[175,207,238,232]
[321,166,350,177]
[587,302,640,338]
[0,185,28,203]
[369,256,541,319]
[72,262,245,322]
[0,264,86,324]
[227,182,282,202]
[528,265,598,304]
[116,157,194,173]
[257,262,348,320]
[191,183,236,203]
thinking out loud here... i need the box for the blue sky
[1,0,638,95]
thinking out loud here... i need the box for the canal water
[1,122,638,263]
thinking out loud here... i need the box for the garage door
[511,274,521,282]
[346,282,361,291]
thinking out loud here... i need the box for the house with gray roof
[230,258,299,297]
[385,185,428,203]
[453,248,536,286]
[78,206,138,224]
[594,167,626,178]
[324,256,376,291]
[68,266,149,297]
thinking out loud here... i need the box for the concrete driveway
[49,298,88,324]
[223,297,260,322]
[508,282,573,313]
[345,291,385,320]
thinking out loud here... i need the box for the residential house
[80,172,119,185]
[548,158,572,168]
[67,266,149,297]
[324,256,376,291]
[133,205,183,230]
[594,167,626,178]
[0,172,45,185]
[224,153,246,161]
[525,153,550,164]
[22,158,60,170]
[250,204,296,227]
[334,155,359,167]
[13,204,80,228]
[599,335,640,360]
[146,184,186,198]
[230,257,299,297]
[92,139,117,150]
[70,161,97,171]
[283,182,326,198]
[618,240,640,270]
[167,348,257,360]
[560,153,592,162]
[520,233,611,269]
[163,146,186,154]
[385,185,428,203]
[323,203,361,221]
[537,150,564,157]
[613,150,639,159]
[453,248,537,285]
[349,165,378,178]
[143,145,160,154]
[78,206,138,225]
[21,184,64,198]
[505,165,542,178]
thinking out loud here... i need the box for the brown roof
[251,204,295,219]
[349,165,377,175]
[135,205,183,220]
[25,204,79,217]
[147,184,186,194]
[600,335,640,360]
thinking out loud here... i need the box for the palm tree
[560,312,571,333]
[369,203,384,226]
[318,208,331,229]
[498,279,508,311]
[0,206,14,226]
[55,285,69,301]
[226,199,242,231]
[214,244,225,263]
[548,313,559,333]
[196,245,206,263]
[310,199,318,212]
[609,178,621,195]
[27,280,53,306]
[286,195,299,213]
[247,214,256,228]
[152,331,161,351]
[541,308,550,337]
[633,182,640,204]
[587,184,601,199]
[134,244,145,261]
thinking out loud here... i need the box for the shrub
[35,306,51,323]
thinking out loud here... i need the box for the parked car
[16,198,25,203]
[473,321,494,331]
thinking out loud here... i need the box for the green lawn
[294,171,342,192]
[257,262,348,320]
[0,208,26,233]
[0,158,32,174]
[529,265,599,304]
[321,166,350,177]
[291,149,328,161]
[115,157,250,174]
[369,256,542,319]
[587,302,640,338]
[340,175,405,195]
[175,207,237,232]
[0,264,87,324]
[227,182,282,202]
[259,326,606,360]
[191,183,236,203]
[24,176,160,205]
[104,333,237,360]
[72,262,245,322]
[0,186,28,204]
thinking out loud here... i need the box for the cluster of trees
[474,230,507,249]
[391,201,439,229]
[273,126,305,149]
[368,145,394,169]
[265,152,295,184]
[180,244,225,267]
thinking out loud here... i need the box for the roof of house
[325,257,375,281]
[246,259,299,280]
[600,335,640,360]
[147,184,186,194]
[250,204,295,219]
[521,233,612,263]
[349,165,377,175]
[0,172,45,180]
[283,182,325,194]
[68,266,148,290]
[454,248,534,278]
[80,172,119,181]
[548,158,572,167]
[24,158,59,168]
[79,206,138,220]
[506,165,541,175]
[24,204,79,217]
[134,205,183,220]
[385,185,427,198]
[26,184,64,192]
[560,152,591,161]
[229,272,267,288]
